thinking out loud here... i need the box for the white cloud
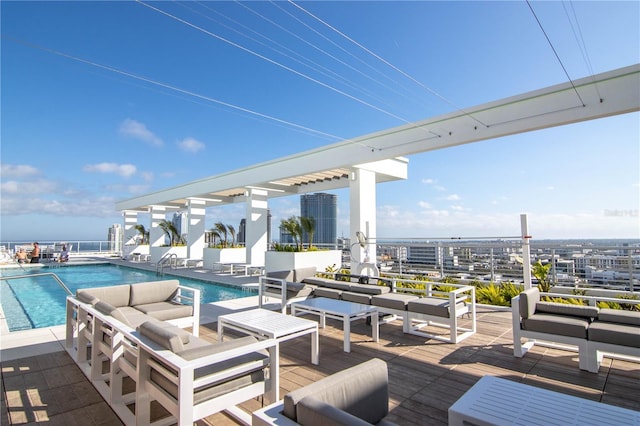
[418,201,432,209]
[445,194,461,201]
[0,179,58,195]
[421,178,434,185]
[177,137,205,153]
[83,162,137,178]
[0,164,40,177]
[119,119,163,147]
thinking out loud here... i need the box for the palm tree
[134,224,149,244]
[158,220,183,246]
[280,216,302,251]
[227,224,237,247]
[300,216,316,249]
[214,222,229,247]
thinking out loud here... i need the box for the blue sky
[1,1,639,242]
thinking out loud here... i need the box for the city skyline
[1,1,638,241]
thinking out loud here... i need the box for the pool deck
[2,259,640,425]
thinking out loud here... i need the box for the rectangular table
[448,375,640,426]
[217,308,319,401]
[291,298,378,353]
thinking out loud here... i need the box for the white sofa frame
[375,279,476,343]
[512,289,640,372]
[258,276,312,314]
[135,332,278,426]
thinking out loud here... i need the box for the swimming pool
[0,264,256,331]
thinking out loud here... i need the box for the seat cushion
[372,293,420,311]
[522,314,590,338]
[294,267,317,282]
[129,280,179,306]
[588,321,640,347]
[134,301,193,321]
[341,292,372,305]
[314,287,343,299]
[408,297,464,318]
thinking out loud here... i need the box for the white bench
[448,375,640,426]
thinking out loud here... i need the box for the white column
[349,168,377,274]
[123,211,138,245]
[246,188,268,267]
[187,199,206,260]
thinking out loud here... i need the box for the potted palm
[203,222,246,269]
[266,216,341,273]
[151,220,187,261]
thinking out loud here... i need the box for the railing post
[521,214,533,289]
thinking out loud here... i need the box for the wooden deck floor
[3,306,639,425]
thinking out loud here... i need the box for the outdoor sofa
[65,281,277,426]
[252,358,397,426]
[259,267,476,343]
[512,287,640,372]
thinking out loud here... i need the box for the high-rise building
[108,224,123,253]
[172,212,188,241]
[301,193,337,246]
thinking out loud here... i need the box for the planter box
[150,246,187,264]
[122,244,149,259]
[203,247,246,269]
[265,250,342,274]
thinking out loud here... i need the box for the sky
[1,1,639,243]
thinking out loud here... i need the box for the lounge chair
[135,320,278,426]
[253,358,397,426]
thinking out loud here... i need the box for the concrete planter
[203,247,246,269]
[150,246,187,264]
[265,250,342,274]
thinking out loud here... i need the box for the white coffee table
[217,308,319,400]
[291,298,378,353]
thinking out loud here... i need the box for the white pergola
[116,64,640,268]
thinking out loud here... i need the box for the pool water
[0,264,255,331]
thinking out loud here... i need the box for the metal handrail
[156,252,178,276]
[0,272,72,296]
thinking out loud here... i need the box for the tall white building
[108,224,123,253]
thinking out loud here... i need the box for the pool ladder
[156,253,177,276]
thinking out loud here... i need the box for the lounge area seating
[65,281,277,426]
[252,358,397,426]
[259,267,476,343]
[135,320,277,426]
[512,287,640,372]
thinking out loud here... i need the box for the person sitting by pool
[30,242,40,263]
[15,248,28,264]
[59,245,69,263]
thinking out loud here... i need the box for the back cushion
[267,270,294,281]
[535,302,599,319]
[77,285,131,307]
[598,308,640,326]
[517,288,540,319]
[129,280,179,306]
[137,320,189,352]
[294,267,317,282]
